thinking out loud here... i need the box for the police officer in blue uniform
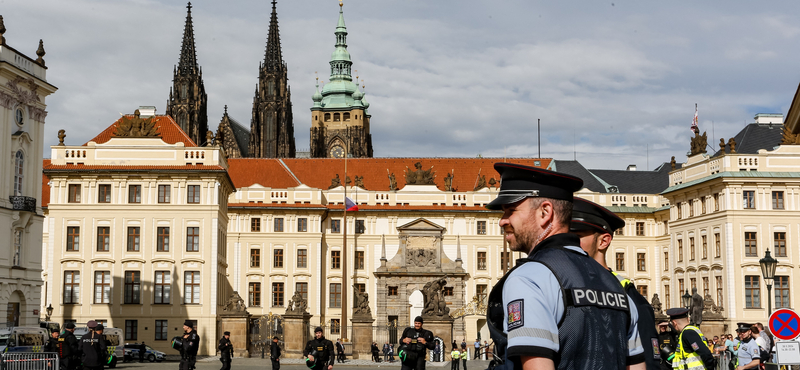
[485,163,645,370]
[571,198,660,370]
[735,323,760,370]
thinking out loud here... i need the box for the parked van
[0,327,48,353]
[73,327,124,368]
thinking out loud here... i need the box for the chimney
[138,106,157,117]
[626,164,637,171]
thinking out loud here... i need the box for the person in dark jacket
[80,324,108,370]
[218,332,232,370]
[179,321,200,370]
[371,342,380,362]
[139,342,146,363]
[269,336,281,370]
[303,327,334,370]
[59,322,80,370]
[400,316,435,370]
[44,329,61,353]
[336,339,346,363]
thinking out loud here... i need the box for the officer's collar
[527,232,581,258]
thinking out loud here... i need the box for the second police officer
[218,331,232,370]
[666,308,715,370]
[570,198,660,370]
[80,324,108,370]
[304,327,334,370]
[485,163,645,370]
[59,322,80,370]
[734,323,760,370]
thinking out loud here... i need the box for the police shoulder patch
[691,342,700,351]
[507,299,524,331]
[753,348,759,355]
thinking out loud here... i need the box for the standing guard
[666,308,715,370]
[179,321,200,370]
[218,331,233,370]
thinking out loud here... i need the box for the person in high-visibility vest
[460,345,468,370]
[450,348,460,370]
[666,308,716,370]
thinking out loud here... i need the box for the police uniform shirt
[502,245,643,360]
[737,338,759,365]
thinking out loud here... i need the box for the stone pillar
[351,316,374,359]
[421,317,454,360]
[283,312,312,357]
[218,313,250,358]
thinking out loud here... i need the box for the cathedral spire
[264,0,283,71]
[178,2,198,74]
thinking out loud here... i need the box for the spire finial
[177,1,199,73]
[224,105,228,114]
[0,16,6,45]
[187,2,192,11]
[340,0,343,8]
[35,39,45,66]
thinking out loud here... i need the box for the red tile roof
[42,159,51,207]
[227,159,301,189]
[278,158,550,191]
[85,115,197,147]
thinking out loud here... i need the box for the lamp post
[45,304,53,321]
[682,290,692,309]
[759,249,778,316]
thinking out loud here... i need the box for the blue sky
[4,0,800,169]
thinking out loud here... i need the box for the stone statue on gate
[689,287,704,325]
[650,293,662,315]
[422,276,450,318]
[286,290,308,314]
[223,291,247,313]
[352,285,371,317]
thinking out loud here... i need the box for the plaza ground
[121,356,493,370]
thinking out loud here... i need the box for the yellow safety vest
[611,271,633,289]
[673,325,708,370]
[451,350,460,360]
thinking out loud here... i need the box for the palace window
[444,287,454,296]
[334,113,341,122]
[298,218,308,232]
[13,151,23,196]
[186,227,200,252]
[745,275,760,309]
[98,184,111,203]
[714,233,721,258]
[187,185,200,204]
[297,249,307,268]
[128,185,141,203]
[331,220,341,233]
[615,252,624,271]
[251,218,261,232]
[269,282,283,307]
[249,282,261,307]
[324,113,331,122]
[715,276,723,309]
[775,276,790,309]
[477,221,487,235]
[775,232,787,257]
[94,271,112,304]
[773,191,785,210]
[158,185,171,203]
[388,286,398,296]
[329,283,342,308]
[637,253,646,271]
[296,283,308,301]
[703,277,709,297]
[125,320,138,341]
[689,237,695,260]
[355,251,365,270]
[274,218,284,232]
[688,200,694,217]
[745,232,757,257]
[184,271,200,304]
[97,227,110,252]
[343,112,351,121]
[127,227,140,252]
[477,252,487,270]
[355,220,365,234]
[679,279,685,296]
[636,222,645,236]
[274,248,284,268]
[678,239,683,262]
[691,278,697,291]
[68,184,81,203]
[743,191,755,209]
[637,285,648,298]
[154,271,170,304]
[64,271,80,304]
[124,271,141,304]
[477,284,488,301]
[663,252,668,271]
[331,251,341,269]
[664,285,671,310]
[67,227,80,251]
[12,230,21,266]
[157,227,170,252]
[330,319,341,335]
[155,320,168,341]
[702,235,707,259]
[714,193,720,211]
[250,249,261,268]
[501,251,511,271]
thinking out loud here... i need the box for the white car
[123,343,166,362]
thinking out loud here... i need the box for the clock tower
[310,2,373,158]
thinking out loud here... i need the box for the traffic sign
[770,308,800,341]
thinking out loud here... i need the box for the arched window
[14,150,23,196]
[179,114,188,130]
[268,80,275,95]
[343,113,351,121]
[334,113,341,122]
[12,230,22,267]
[324,113,331,122]
[181,84,188,99]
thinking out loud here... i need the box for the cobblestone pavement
[122,356,492,369]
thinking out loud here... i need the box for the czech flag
[345,196,359,211]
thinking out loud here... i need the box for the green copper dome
[311,2,365,111]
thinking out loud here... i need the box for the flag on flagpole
[691,103,698,132]
[345,196,359,211]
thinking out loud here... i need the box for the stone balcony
[9,196,37,213]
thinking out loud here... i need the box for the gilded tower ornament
[35,39,45,67]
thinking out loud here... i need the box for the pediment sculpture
[223,291,247,313]
[405,162,436,185]
[690,127,708,156]
[114,110,159,138]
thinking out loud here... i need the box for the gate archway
[248,313,284,357]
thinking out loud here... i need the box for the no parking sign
[770,309,800,341]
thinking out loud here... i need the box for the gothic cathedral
[166,2,208,146]
[310,3,373,158]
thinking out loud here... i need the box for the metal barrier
[714,351,732,370]
[1,353,59,370]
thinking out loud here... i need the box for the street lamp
[760,249,778,316]
[45,304,53,321]
[682,290,692,309]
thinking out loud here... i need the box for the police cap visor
[486,163,583,210]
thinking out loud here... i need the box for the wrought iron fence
[1,352,59,370]
[9,196,36,213]
[248,313,284,357]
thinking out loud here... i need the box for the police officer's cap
[95,324,104,331]
[485,163,584,210]
[571,198,625,234]
[51,328,60,334]
[64,322,76,329]
[665,307,689,319]
[224,331,230,336]
[314,327,323,333]
[87,320,97,329]
[736,322,753,332]
[183,320,194,328]
[414,316,424,324]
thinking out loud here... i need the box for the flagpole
[342,142,348,340]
